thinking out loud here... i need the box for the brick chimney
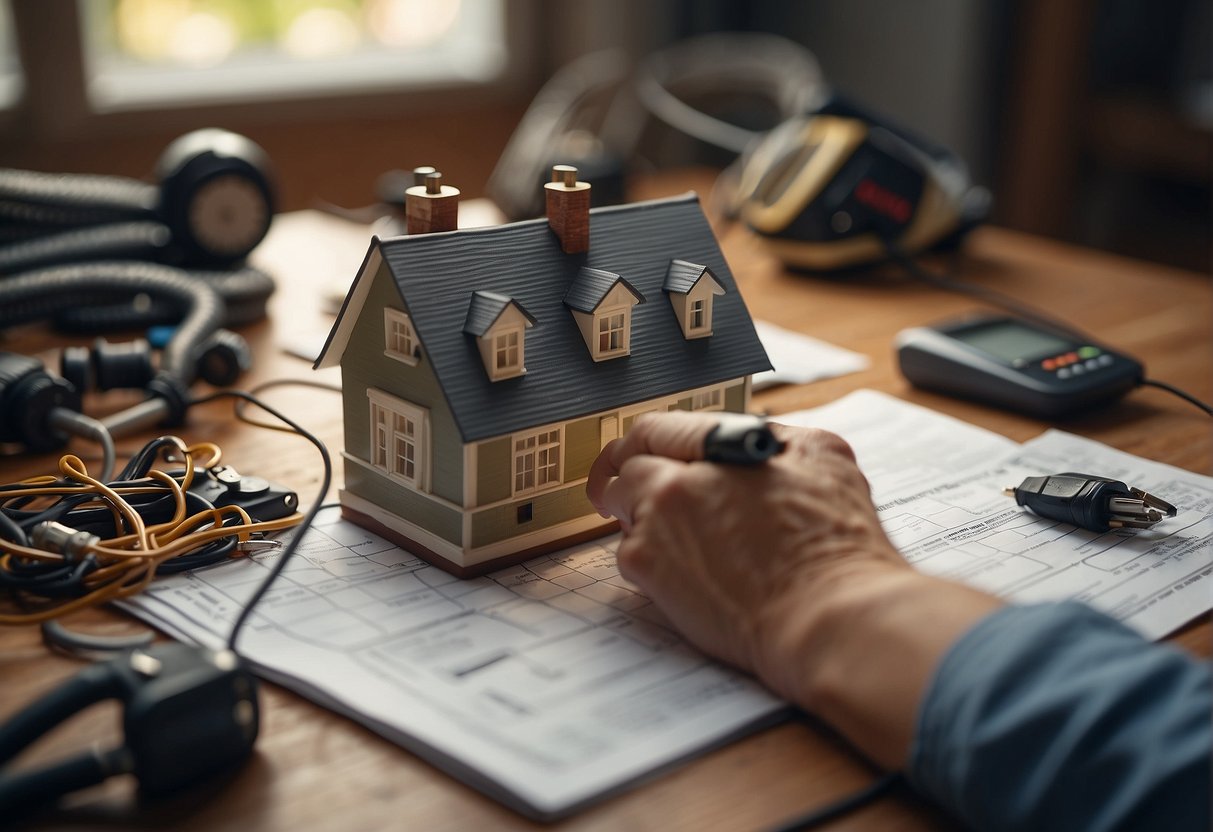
[406,168,459,234]
[545,164,590,254]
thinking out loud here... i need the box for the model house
[314,167,771,576]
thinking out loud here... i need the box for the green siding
[476,437,512,506]
[563,416,600,480]
[725,381,745,412]
[470,484,597,547]
[344,460,462,545]
[339,263,463,505]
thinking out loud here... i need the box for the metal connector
[30,521,100,560]
[1005,472,1179,533]
[1106,489,1178,529]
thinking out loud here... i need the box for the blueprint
[776,390,1213,639]
[123,513,785,820]
[121,390,1213,818]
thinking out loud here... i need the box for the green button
[1078,346,1100,358]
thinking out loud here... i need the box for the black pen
[703,414,786,465]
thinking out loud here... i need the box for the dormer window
[494,327,522,374]
[463,291,537,381]
[384,307,421,365]
[663,260,725,340]
[597,310,627,355]
[564,267,645,362]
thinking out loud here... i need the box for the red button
[1065,352,1079,364]
[1042,358,1056,370]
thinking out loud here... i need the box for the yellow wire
[0,440,304,626]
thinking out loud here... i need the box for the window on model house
[368,391,428,489]
[595,310,627,356]
[384,308,420,364]
[689,298,706,331]
[513,428,561,495]
[495,327,521,374]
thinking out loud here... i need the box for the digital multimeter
[896,314,1144,417]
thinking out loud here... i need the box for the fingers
[596,454,682,531]
[587,411,720,511]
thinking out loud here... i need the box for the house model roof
[563,267,645,312]
[463,290,536,336]
[316,193,772,443]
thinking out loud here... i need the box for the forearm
[910,602,1212,831]
[758,566,1003,769]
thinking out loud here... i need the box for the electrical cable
[184,388,332,652]
[46,409,116,483]
[0,438,304,625]
[766,772,903,831]
[884,243,1213,418]
[231,377,343,433]
[1138,379,1213,416]
[0,262,223,383]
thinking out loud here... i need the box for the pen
[703,414,786,465]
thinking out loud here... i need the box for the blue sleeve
[908,601,1211,832]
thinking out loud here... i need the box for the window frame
[493,325,523,377]
[689,298,707,332]
[384,307,421,366]
[593,305,631,359]
[367,388,429,491]
[512,425,563,497]
[2,0,537,141]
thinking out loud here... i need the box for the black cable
[0,745,132,815]
[186,389,331,652]
[884,242,1095,341]
[1139,379,1213,416]
[766,772,903,831]
[887,243,1213,418]
[0,262,223,383]
[232,378,343,433]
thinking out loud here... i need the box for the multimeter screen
[952,320,1072,364]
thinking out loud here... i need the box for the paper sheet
[123,518,785,820]
[750,320,870,390]
[775,390,1213,639]
[120,389,1213,819]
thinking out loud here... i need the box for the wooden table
[2,174,1210,831]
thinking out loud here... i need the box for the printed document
[121,390,1212,818]
[776,390,1213,639]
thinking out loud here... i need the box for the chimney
[545,164,590,254]
[406,168,459,234]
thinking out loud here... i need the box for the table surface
[2,172,1210,831]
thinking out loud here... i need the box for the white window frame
[384,308,420,365]
[492,325,523,378]
[367,389,429,491]
[593,306,630,359]
[688,298,707,332]
[512,426,563,496]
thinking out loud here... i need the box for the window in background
[0,1,22,109]
[78,0,507,112]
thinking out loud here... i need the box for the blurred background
[1,0,1208,272]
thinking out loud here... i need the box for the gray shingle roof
[663,259,716,294]
[332,193,771,443]
[563,267,645,313]
[462,290,536,336]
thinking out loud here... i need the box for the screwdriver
[1004,472,1177,532]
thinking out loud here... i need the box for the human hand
[586,410,911,703]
